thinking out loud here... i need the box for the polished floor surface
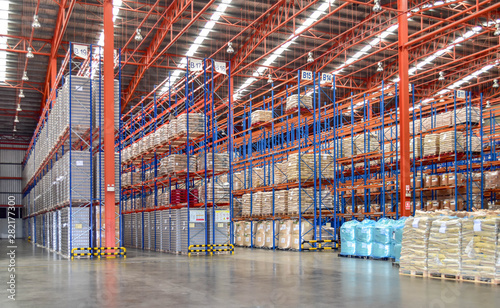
[0,239,498,308]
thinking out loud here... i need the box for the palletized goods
[286,94,312,112]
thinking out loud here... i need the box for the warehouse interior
[1,0,500,306]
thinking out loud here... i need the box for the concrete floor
[0,239,498,308]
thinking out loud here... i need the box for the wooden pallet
[459,275,500,285]
[428,272,460,281]
[399,269,429,277]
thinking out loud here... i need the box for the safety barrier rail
[301,240,338,251]
[188,244,234,256]
[71,247,127,260]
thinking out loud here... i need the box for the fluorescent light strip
[160,0,232,94]
[235,0,332,95]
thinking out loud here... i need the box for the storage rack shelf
[21,43,122,257]
[120,58,234,255]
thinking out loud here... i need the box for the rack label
[321,73,333,84]
[189,59,203,72]
[215,61,227,75]
[456,90,466,99]
[301,71,313,81]
[73,44,88,59]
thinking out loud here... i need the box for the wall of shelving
[120,58,233,255]
[22,43,121,257]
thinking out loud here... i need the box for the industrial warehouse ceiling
[0,0,499,139]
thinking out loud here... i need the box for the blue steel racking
[22,42,122,257]
[120,57,233,255]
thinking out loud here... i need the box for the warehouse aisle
[1,239,498,308]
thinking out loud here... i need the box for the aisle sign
[301,70,313,81]
[74,44,88,59]
[189,210,205,222]
[457,90,466,99]
[189,58,203,72]
[215,61,227,75]
[321,73,333,84]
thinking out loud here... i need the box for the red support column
[50,58,57,91]
[398,0,411,217]
[103,0,116,248]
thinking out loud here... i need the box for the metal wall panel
[0,164,21,177]
[0,149,25,164]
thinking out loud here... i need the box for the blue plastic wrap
[340,220,360,242]
[391,217,408,244]
[355,241,372,256]
[355,219,376,243]
[372,242,392,258]
[374,218,395,244]
[340,241,356,255]
[393,243,402,262]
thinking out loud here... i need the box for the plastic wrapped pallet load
[274,189,288,214]
[261,191,273,215]
[287,187,316,214]
[166,117,177,141]
[264,221,278,248]
[234,222,244,246]
[251,110,273,126]
[439,131,465,154]
[287,153,314,182]
[461,216,499,279]
[341,137,356,158]
[278,220,293,249]
[372,218,395,258]
[251,167,265,187]
[243,221,252,247]
[423,133,440,157]
[291,220,314,250]
[196,153,229,172]
[428,217,462,276]
[400,215,435,273]
[455,106,481,125]
[355,219,376,257]
[165,154,196,174]
[274,161,288,184]
[286,94,313,112]
[340,220,359,255]
[392,217,408,261]
[176,113,204,137]
[198,181,230,204]
[353,132,381,154]
[254,221,266,247]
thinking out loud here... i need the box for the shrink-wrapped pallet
[278,220,293,249]
[455,106,481,125]
[274,162,288,184]
[353,132,381,154]
[485,171,500,189]
[291,220,315,250]
[158,189,170,206]
[274,190,288,214]
[428,218,462,276]
[340,220,359,255]
[400,216,435,272]
[251,110,273,125]
[341,137,356,158]
[421,117,433,132]
[251,167,265,187]
[286,94,313,112]
[438,131,480,154]
[261,191,273,215]
[410,137,422,158]
[287,187,316,214]
[198,181,230,204]
[233,171,245,191]
[234,222,244,246]
[164,154,196,174]
[253,222,266,248]
[383,142,400,163]
[264,221,278,248]
[156,124,168,144]
[436,111,453,127]
[423,134,440,157]
[287,153,334,182]
[372,218,395,258]
[243,222,252,246]
[461,217,499,279]
[241,192,263,216]
[196,153,229,172]
[166,117,177,141]
[176,113,205,137]
[410,120,421,135]
[355,219,376,257]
